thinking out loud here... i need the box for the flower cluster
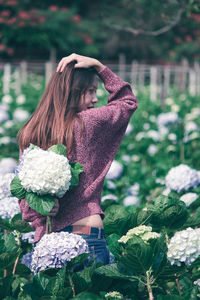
[0,173,15,199]
[18,147,71,197]
[165,164,200,192]
[31,232,89,274]
[118,225,160,244]
[167,227,200,266]
[105,291,124,299]
[180,193,198,207]
[0,196,20,219]
[106,160,123,180]
[20,231,35,244]
[0,158,17,175]
[157,112,179,127]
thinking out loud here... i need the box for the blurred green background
[0,0,200,63]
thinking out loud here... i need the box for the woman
[18,53,138,266]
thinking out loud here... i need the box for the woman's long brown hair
[17,61,96,155]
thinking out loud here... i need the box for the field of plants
[0,72,200,299]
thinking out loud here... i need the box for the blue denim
[61,226,110,266]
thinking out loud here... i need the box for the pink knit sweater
[18,66,138,242]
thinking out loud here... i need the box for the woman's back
[18,57,138,243]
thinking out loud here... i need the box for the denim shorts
[61,226,111,266]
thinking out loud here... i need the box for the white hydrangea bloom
[121,155,131,163]
[157,112,179,127]
[18,148,71,197]
[0,110,9,123]
[0,103,9,112]
[31,232,89,273]
[106,180,116,190]
[0,196,20,219]
[20,232,35,244]
[167,227,200,266]
[123,195,140,206]
[0,136,12,144]
[165,164,200,192]
[194,279,200,287]
[126,183,140,196]
[180,193,198,207]
[13,108,29,122]
[168,133,177,141]
[2,94,12,104]
[143,123,150,130]
[0,158,17,175]
[185,121,198,133]
[16,94,26,104]
[4,120,14,129]
[147,144,158,156]
[125,123,134,136]
[101,194,118,202]
[146,130,160,142]
[106,160,123,180]
[105,291,123,299]
[118,225,160,244]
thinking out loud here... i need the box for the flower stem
[68,270,75,297]
[146,270,154,300]
[46,216,52,234]
[12,255,20,275]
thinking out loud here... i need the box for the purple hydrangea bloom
[21,252,33,269]
[0,196,20,219]
[31,231,89,274]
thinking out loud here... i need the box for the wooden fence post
[189,66,196,96]
[3,63,11,95]
[150,66,157,101]
[131,60,138,86]
[20,61,27,85]
[13,67,21,95]
[119,53,126,79]
[194,61,200,95]
[45,61,53,87]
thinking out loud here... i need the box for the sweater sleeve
[77,66,138,146]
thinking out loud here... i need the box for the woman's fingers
[56,53,98,72]
[56,53,78,72]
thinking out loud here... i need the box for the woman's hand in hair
[47,198,59,217]
[56,53,105,73]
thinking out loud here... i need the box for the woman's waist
[72,214,103,228]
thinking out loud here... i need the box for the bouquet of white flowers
[10,144,84,226]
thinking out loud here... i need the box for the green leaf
[0,251,20,268]
[10,176,26,199]
[48,144,67,156]
[10,213,33,233]
[119,236,153,275]
[73,292,101,300]
[0,275,13,299]
[106,233,123,260]
[68,253,90,268]
[70,162,84,189]
[103,205,131,236]
[0,217,13,231]
[95,263,137,280]
[26,192,55,216]
[0,232,18,253]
